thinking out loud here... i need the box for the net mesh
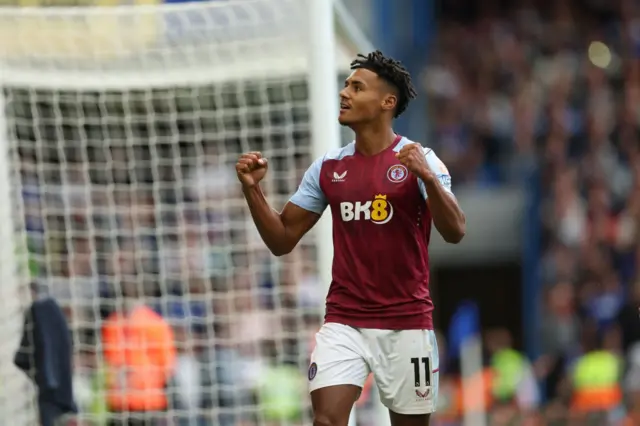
[0,0,348,424]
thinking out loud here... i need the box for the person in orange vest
[102,294,176,426]
[570,326,623,422]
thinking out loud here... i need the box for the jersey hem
[324,315,433,331]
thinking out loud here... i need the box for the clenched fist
[395,143,431,181]
[236,151,268,188]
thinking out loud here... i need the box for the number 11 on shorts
[410,357,431,387]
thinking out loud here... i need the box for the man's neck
[353,124,397,156]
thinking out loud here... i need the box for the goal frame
[0,0,377,424]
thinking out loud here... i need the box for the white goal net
[0,0,359,424]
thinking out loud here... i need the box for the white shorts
[308,322,439,415]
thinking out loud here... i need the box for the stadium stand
[424,0,639,424]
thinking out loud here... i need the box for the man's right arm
[243,157,327,256]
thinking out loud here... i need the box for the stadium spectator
[485,328,540,411]
[101,281,176,426]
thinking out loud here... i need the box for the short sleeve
[418,148,453,200]
[289,156,328,214]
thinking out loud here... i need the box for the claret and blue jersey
[289,135,454,330]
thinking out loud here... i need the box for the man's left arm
[396,144,466,244]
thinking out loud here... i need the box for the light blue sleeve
[418,148,453,200]
[288,156,328,214]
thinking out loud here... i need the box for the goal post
[0,91,37,426]
[0,0,376,424]
[307,1,360,424]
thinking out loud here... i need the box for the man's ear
[381,94,397,112]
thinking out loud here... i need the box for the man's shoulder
[393,137,434,156]
[322,142,356,163]
[395,137,448,172]
[299,143,357,185]
[309,143,357,177]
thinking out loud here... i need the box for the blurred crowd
[424,0,640,424]
[10,80,323,425]
[5,0,640,425]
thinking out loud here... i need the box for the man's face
[338,68,395,126]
